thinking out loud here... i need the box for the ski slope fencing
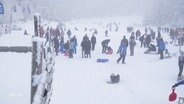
[0,46,31,53]
[31,38,55,104]
[31,13,55,104]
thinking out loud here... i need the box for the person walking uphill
[117,40,127,64]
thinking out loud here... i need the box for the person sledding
[144,43,156,54]
[107,73,120,84]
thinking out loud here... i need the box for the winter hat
[169,89,177,102]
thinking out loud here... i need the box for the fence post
[31,13,41,104]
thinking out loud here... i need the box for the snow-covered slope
[0,16,183,104]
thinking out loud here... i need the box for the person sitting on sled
[144,43,156,54]
[110,73,120,83]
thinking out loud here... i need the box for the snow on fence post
[31,13,55,104]
[31,14,39,104]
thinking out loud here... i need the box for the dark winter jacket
[145,35,151,44]
[91,36,96,44]
[139,35,144,42]
[64,42,69,50]
[81,40,86,50]
[122,38,128,47]
[85,40,91,54]
[129,39,136,47]
[67,29,72,37]
[53,37,59,49]
[178,55,184,66]
[172,80,184,88]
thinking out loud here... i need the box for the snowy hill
[0,16,183,104]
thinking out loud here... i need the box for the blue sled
[97,59,109,63]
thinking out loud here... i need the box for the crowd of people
[38,22,184,82]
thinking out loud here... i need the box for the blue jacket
[118,44,127,56]
[172,80,184,88]
[159,40,165,51]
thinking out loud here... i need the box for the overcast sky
[37,0,154,20]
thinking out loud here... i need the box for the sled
[106,80,119,84]
[96,59,109,63]
[106,51,113,55]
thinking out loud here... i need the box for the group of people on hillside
[42,24,184,84]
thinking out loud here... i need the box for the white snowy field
[0,16,184,104]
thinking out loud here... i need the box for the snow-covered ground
[0,16,184,104]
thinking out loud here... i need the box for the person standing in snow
[59,36,64,54]
[156,31,162,54]
[117,39,128,64]
[129,33,136,56]
[158,38,165,59]
[53,36,59,55]
[145,34,151,48]
[83,34,89,41]
[136,30,141,40]
[64,40,70,56]
[69,39,74,58]
[84,38,91,58]
[72,35,78,54]
[178,51,184,80]
[139,35,145,48]
[81,38,86,58]
[67,29,72,39]
[121,36,128,48]
[105,30,108,37]
[91,34,96,51]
